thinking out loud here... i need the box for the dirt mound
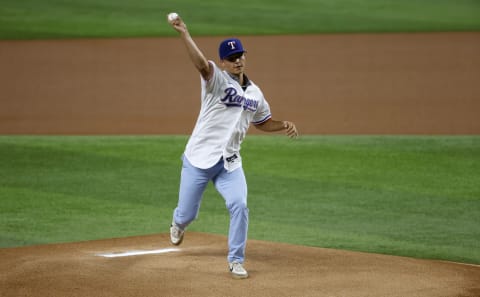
[1,233,478,297]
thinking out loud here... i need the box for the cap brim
[222,49,246,60]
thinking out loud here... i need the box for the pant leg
[213,167,248,263]
[173,156,218,229]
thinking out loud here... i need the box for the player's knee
[226,197,247,214]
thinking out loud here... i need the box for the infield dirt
[1,233,479,297]
[1,33,479,134]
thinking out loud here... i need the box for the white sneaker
[229,261,248,279]
[170,221,184,245]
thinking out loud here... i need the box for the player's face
[222,53,246,75]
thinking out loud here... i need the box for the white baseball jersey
[184,61,271,172]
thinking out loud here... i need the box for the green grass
[1,0,480,39]
[1,135,479,265]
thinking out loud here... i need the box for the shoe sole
[230,271,248,279]
[170,236,183,246]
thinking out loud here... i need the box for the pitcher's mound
[1,233,479,297]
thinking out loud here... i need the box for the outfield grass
[1,136,479,264]
[1,0,480,39]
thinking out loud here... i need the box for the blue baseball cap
[219,38,245,60]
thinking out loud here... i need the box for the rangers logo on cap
[219,38,245,60]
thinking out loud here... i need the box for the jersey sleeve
[252,96,272,125]
[201,61,224,97]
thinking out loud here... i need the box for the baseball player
[167,13,298,279]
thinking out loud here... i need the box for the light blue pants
[173,155,248,263]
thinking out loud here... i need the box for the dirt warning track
[1,233,479,297]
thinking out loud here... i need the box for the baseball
[167,12,179,22]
